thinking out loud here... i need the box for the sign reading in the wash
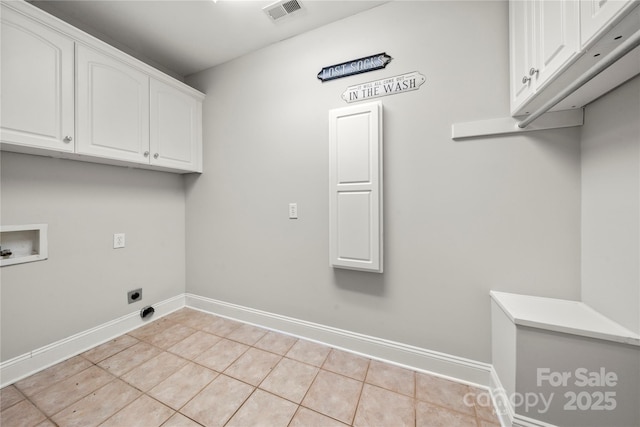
[342,71,426,103]
[317,53,392,82]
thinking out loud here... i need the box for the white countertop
[490,291,640,347]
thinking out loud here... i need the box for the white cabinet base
[491,291,640,426]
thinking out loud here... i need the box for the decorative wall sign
[341,71,426,103]
[317,53,392,82]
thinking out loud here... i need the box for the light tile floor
[0,308,501,427]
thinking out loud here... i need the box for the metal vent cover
[264,0,302,21]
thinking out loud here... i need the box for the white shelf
[0,224,48,267]
[451,109,584,140]
[490,291,640,346]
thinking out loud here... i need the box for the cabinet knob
[144,151,150,157]
[522,76,531,84]
[529,67,539,76]
[63,136,73,143]
[153,153,159,159]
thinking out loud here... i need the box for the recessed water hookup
[140,305,155,319]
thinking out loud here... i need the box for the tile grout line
[192,338,250,376]
[165,410,203,427]
[0,384,27,413]
[220,377,258,427]
[5,383,54,426]
[96,393,167,427]
[287,344,369,426]
[472,383,482,427]
[414,368,417,427]
[351,356,373,426]
[51,375,122,425]
[17,358,112,423]
[172,369,218,415]
[290,356,322,416]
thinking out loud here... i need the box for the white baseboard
[185,293,493,388]
[512,415,558,427]
[0,294,185,388]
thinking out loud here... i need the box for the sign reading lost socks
[342,71,426,103]
[317,53,392,82]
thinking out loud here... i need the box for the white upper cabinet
[535,1,581,85]
[510,0,640,116]
[76,45,150,163]
[0,5,74,152]
[510,0,536,110]
[509,0,580,114]
[581,0,638,48]
[0,1,204,174]
[150,79,202,172]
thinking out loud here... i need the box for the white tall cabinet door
[535,0,580,85]
[150,79,202,172]
[580,0,637,48]
[76,45,149,163]
[509,0,580,114]
[509,0,535,111]
[0,6,74,152]
[329,101,383,273]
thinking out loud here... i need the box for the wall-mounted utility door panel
[0,6,74,152]
[329,101,383,273]
[76,44,149,163]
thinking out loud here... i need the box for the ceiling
[28,0,387,78]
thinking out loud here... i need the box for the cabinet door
[509,0,535,112]
[76,45,149,163]
[149,79,202,172]
[535,0,580,87]
[329,101,383,273]
[0,6,74,152]
[580,0,637,48]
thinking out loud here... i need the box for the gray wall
[0,153,186,361]
[581,75,640,334]
[185,0,582,363]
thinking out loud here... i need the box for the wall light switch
[289,203,298,219]
[113,233,125,249]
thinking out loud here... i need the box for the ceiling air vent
[264,0,303,21]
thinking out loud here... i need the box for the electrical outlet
[289,203,298,219]
[127,288,142,304]
[113,233,125,249]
